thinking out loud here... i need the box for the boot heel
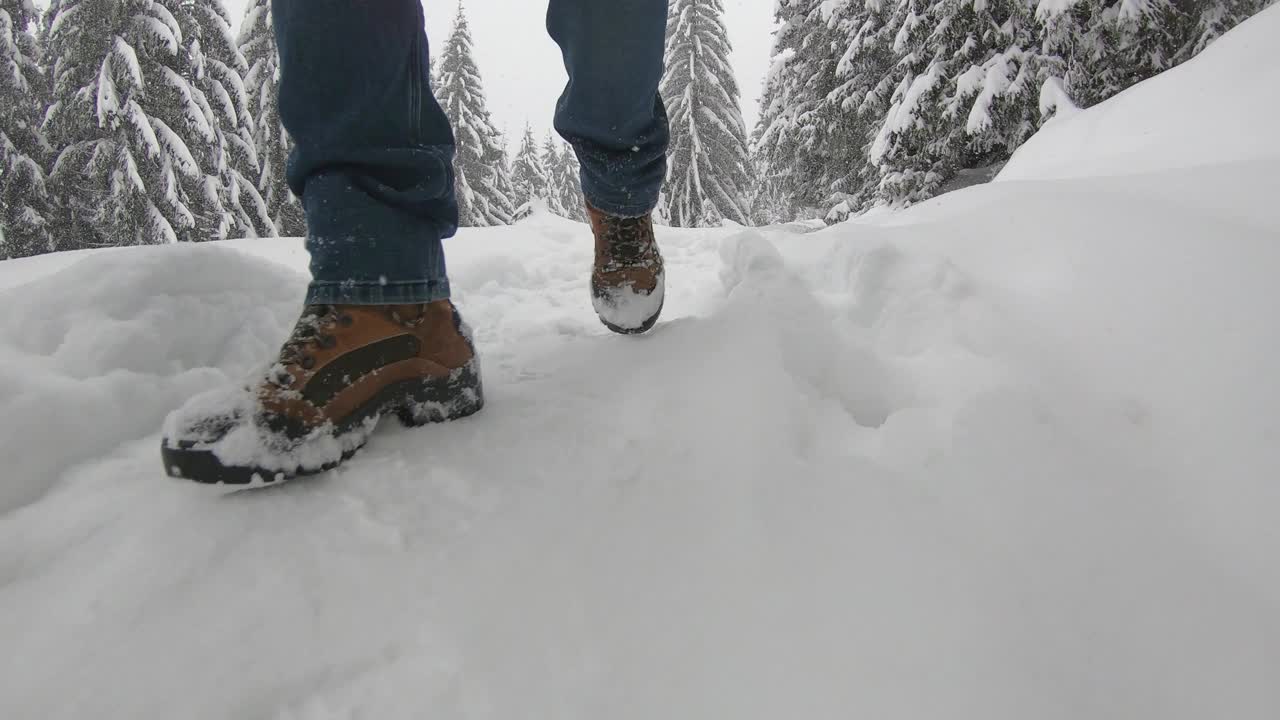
[396,360,484,427]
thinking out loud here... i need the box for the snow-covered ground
[3,8,1279,719]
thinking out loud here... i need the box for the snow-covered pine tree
[43,0,228,247]
[542,133,586,222]
[1183,0,1276,55]
[435,3,514,227]
[0,0,52,257]
[869,0,1042,206]
[540,134,565,217]
[178,0,272,239]
[1037,0,1181,109]
[816,0,901,220]
[496,127,519,219]
[660,0,753,227]
[237,0,303,237]
[1037,0,1274,113]
[509,124,549,217]
[749,44,795,225]
[751,0,846,223]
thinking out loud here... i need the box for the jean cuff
[582,190,657,219]
[305,278,451,305]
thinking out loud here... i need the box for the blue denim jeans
[273,0,670,305]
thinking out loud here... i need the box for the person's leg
[274,0,457,304]
[546,0,670,217]
[547,0,670,334]
[161,1,484,486]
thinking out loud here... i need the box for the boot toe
[162,385,253,449]
[592,269,665,334]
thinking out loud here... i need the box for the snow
[131,12,180,58]
[94,55,120,126]
[151,116,201,179]
[112,34,145,91]
[590,267,666,331]
[1035,0,1084,19]
[2,8,1280,718]
[962,65,996,131]
[1037,74,1077,119]
[871,61,942,162]
[125,100,162,160]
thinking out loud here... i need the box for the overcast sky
[219,0,777,148]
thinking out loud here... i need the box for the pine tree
[178,0,272,239]
[1038,0,1183,109]
[749,44,795,224]
[509,124,549,216]
[1037,0,1275,108]
[0,0,52,257]
[435,3,514,227]
[542,133,586,222]
[1177,0,1275,57]
[868,0,1042,206]
[43,0,229,247]
[238,0,303,236]
[751,0,846,223]
[660,0,753,227]
[541,134,565,217]
[814,0,905,220]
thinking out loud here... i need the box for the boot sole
[161,362,484,487]
[599,298,664,336]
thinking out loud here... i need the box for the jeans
[273,0,670,305]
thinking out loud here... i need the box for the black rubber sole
[161,444,361,487]
[162,362,483,487]
[599,298,664,336]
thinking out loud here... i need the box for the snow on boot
[587,203,665,334]
[161,300,483,486]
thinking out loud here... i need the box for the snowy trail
[3,11,1280,718]
[2,209,1277,718]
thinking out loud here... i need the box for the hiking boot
[161,300,483,486]
[587,203,665,334]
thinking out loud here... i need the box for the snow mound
[999,4,1280,181]
[0,243,305,512]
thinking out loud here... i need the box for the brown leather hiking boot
[587,203,665,334]
[161,300,483,486]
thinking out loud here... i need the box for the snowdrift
[1,9,1278,719]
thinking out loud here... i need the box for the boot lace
[270,305,352,384]
[606,215,652,267]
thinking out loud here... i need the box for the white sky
[218,0,777,149]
